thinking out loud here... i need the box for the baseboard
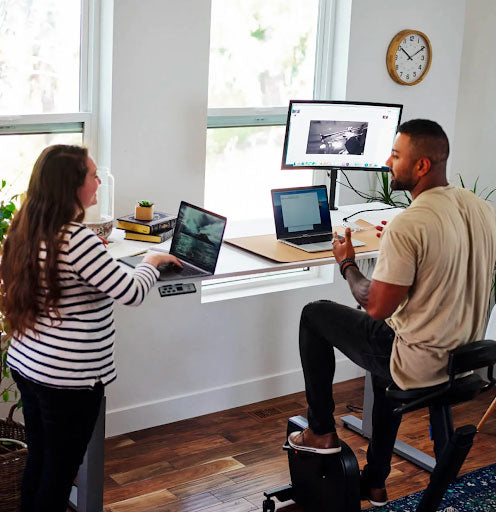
[105,358,365,437]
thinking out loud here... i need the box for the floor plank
[103,378,496,511]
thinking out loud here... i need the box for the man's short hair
[397,119,449,164]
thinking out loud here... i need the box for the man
[287,119,496,506]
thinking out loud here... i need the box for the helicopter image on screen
[306,120,368,155]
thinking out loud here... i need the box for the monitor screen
[282,100,402,171]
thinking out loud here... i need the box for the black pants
[12,370,103,512]
[299,300,402,488]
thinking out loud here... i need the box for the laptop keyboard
[288,234,332,245]
[158,262,206,278]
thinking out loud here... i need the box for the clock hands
[399,46,413,60]
[411,46,426,58]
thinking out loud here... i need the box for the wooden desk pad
[225,219,380,263]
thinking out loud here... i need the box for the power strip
[158,283,196,297]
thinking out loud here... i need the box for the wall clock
[386,29,432,86]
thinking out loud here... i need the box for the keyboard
[158,262,208,279]
[286,234,332,245]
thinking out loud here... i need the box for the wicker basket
[0,408,27,512]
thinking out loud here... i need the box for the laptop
[119,201,227,281]
[271,185,365,253]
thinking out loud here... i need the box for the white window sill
[201,264,335,303]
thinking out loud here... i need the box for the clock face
[387,30,432,85]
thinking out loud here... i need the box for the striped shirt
[7,222,159,389]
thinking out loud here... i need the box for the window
[203,1,336,299]
[205,0,335,222]
[0,0,95,201]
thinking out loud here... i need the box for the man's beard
[390,175,417,191]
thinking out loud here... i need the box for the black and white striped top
[7,222,159,389]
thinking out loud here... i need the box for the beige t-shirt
[372,185,496,390]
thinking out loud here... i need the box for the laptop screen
[170,202,227,273]
[271,186,332,239]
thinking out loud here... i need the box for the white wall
[451,0,496,191]
[110,0,210,217]
[338,0,466,205]
[102,0,468,436]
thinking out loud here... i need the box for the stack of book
[116,211,177,243]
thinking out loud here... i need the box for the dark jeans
[299,300,402,488]
[12,370,103,512]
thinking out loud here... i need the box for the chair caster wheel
[262,498,276,512]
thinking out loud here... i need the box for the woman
[0,145,181,512]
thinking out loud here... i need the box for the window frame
[0,0,99,163]
[203,0,337,299]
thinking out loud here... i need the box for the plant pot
[135,204,154,221]
[0,417,27,512]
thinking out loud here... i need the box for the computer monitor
[282,100,402,171]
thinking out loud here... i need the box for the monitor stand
[327,169,339,210]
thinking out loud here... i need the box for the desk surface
[109,202,402,280]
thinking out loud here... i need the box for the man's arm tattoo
[343,265,371,309]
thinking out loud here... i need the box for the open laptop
[271,185,365,253]
[120,201,226,281]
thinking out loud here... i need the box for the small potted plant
[135,200,154,221]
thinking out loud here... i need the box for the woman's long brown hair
[0,145,89,338]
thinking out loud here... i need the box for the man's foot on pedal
[360,471,388,506]
[287,428,341,454]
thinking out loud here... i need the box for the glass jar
[84,167,115,239]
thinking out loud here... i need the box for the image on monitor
[282,100,402,170]
[306,120,368,155]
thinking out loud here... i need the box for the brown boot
[287,427,341,454]
[360,469,388,506]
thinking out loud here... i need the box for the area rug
[366,463,496,511]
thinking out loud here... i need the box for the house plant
[135,200,154,221]
[0,179,27,512]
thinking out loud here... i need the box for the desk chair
[386,339,496,512]
[477,305,496,431]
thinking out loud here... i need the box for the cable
[346,404,363,413]
[343,206,398,223]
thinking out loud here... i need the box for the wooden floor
[102,377,496,511]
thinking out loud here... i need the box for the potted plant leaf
[0,179,27,512]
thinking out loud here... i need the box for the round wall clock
[386,29,432,86]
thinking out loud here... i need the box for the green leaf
[2,390,9,402]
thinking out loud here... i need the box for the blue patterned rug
[366,463,496,511]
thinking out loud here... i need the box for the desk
[70,202,404,511]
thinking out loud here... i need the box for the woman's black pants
[299,300,402,488]
[12,370,103,512]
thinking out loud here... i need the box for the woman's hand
[142,252,183,269]
[332,227,355,264]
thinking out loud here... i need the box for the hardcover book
[117,212,176,234]
[124,228,174,243]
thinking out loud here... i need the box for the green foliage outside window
[0,180,21,417]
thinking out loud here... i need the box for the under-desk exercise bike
[262,339,496,512]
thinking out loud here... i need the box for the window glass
[208,0,319,108]
[0,0,81,115]
[0,133,83,201]
[205,126,313,221]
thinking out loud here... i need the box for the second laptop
[271,185,364,253]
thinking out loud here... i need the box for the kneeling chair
[262,339,496,512]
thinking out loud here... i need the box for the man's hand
[332,227,355,264]
[375,220,388,238]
